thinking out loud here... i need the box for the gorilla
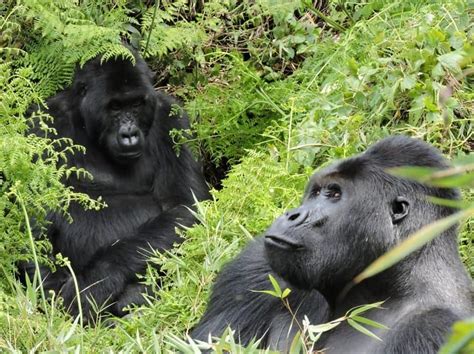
[20,51,209,321]
[192,136,473,353]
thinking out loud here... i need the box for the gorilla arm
[59,204,194,319]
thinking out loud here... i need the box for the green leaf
[401,75,416,91]
[427,196,472,210]
[423,96,439,112]
[438,51,463,74]
[268,274,282,297]
[440,318,474,354]
[289,330,304,353]
[452,154,474,166]
[347,301,386,317]
[388,164,474,188]
[281,288,292,299]
[352,316,389,330]
[292,34,306,44]
[429,173,474,188]
[347,319,382,342]
[354,208,474,284]
[252,289,280,298]
[388,166,437,180]
[307,321,341,333]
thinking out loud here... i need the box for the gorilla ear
[391,196,410,224]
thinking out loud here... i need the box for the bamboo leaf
[347,319,382,342]
[354,208,474,284]
[252,289,279,298]
[268,274,282,297]
[348,301,386,316]
[281,288,292,299]
[289,330,304,353]
[427,196,472,210]
[307,321,341,333]
[352,315,389,330]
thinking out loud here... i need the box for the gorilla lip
[117,151,142,159]
[264,234,304,251]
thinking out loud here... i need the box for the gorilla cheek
[80,98,104,139]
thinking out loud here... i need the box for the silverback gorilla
[192,136,473,353]
[20,52,209,321]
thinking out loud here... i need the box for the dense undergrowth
[0,0,472,352]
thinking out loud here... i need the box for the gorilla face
[74,57,157,163]
[264,153,413,294]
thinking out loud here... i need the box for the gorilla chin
[104,125,146,162]
[113,148,143,162]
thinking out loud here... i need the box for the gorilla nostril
[118,125,140,147]
[286,209,309,225]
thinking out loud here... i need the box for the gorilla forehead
[77,56,154,95]
[103,60,153,92]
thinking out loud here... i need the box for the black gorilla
[21,52,209,321]
[193,136,473,353]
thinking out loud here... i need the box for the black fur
[20,52,209,322]
[193,136,473,353]
[192,237,329,350]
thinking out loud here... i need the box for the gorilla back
[193,136,472,353]
[21,52,209,321]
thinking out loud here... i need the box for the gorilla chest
[54,194,161,269]
[320,305,406,354]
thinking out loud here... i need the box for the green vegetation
[0,0,472,351]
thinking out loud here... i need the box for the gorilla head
[71,54,157,163]
[264,136,460,296]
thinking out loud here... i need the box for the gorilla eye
[325,183,342,199]
[310,186,321,198]
[109,101,121,111]
[132,99,144,108]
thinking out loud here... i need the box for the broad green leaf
[438,51,463,74]
[401,75,416,91]
[423,96,439,112]
[352,315,389,330]
[347,319,382,342]
[354,208,474,284]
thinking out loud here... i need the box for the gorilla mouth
[117,151,142,159]
[264,235,304,251]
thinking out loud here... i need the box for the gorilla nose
[118,125,140,147]
[284,208,309,226]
